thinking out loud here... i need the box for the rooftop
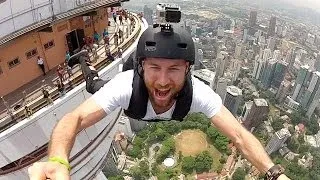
[275,128,291,139]
[226,86,242,96]
[254,98,268,107]
[193,69,216,80]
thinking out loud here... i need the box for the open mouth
[154,89,170,100]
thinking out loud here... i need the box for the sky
[281,0,320,10]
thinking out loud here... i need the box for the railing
[0,13,142,132]
[0,108,121,175]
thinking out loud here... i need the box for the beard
[144,78,186,113]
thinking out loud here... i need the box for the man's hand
[28,162,70,180]
[277,174,291,180]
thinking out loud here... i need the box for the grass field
[174,130,222,172]
[175,130,208,156]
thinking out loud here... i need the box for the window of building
[44,40,55,50]
[8,58,20,69]
[26,48,38,59]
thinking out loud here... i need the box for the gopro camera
[156,3,181,24]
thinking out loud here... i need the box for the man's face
[143,58,189,109]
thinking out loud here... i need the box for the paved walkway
[0,16,133,120]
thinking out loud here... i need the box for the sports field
[175,129,222,171]
[175,130,208,156]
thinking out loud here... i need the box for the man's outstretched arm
[29,98,107,180]
[48,97,107,159]
[211,106,290,179]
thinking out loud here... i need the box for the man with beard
[28,25,290,180]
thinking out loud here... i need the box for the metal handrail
[0,14,141,132]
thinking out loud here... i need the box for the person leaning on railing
[42,87,53,106]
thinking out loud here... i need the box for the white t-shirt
[92,70,222,120]
[37,58,44,65]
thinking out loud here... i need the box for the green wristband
[48,156,71,171]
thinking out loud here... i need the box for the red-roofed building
[295,123,305,134]
[195,172,220,180]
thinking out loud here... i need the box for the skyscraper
[273,50,281,61]
[217,26,225,37]
[292,65,312,102]
[261,59,277,88]
[253,58,266,80]
[265,128,291,154]
[193,38,201,70]
[216,51,228,77]
[276,81,290,103]
[314,53,320,72]
[263,48,272,61]
[267,37,276,52]
[243,99,269,130]
[224,86,243,115]
[285,48,297,71]
[241,101,253,120]
[249,11,257,27]
[216,78,231,102]
[235,44,242,58]
[301,71,320,110]
[271,61,288,89]
[268,16,276,37]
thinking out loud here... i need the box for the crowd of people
[22,8,135,119]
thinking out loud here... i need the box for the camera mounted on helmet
[153,23,174,35]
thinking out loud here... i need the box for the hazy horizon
[281,0,320,10]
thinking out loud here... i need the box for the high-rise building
[276,81,290,103]
[273,50,281,61]
[243,99,269,129]
[261,59,277,88]
[193,69,216,89]
[263,48,272,61]
[224,86,243,115]
[235,44,242,58]
[271,61,288,89]
[247,49,254,61]
[241,101,253,121]
[193,38,201,70]
[229,59,241,79]
[192,25,197,35]
[253,58,267,80]
[307,97,320,118]
[249,11,257,27]
[216,78,231,102]
[285,48,297,71]
[268,16,277,37]
[292,65,312,102]
[216,51,228,77]
[314,53,320,72]
[276,25,283,36]
[301,71,320,109]
[299,50,308,64]
[217,26,225,37]
[198,49,204,64]
[243,28,248,42]
[267,37,276,52]
[265,128,291,154]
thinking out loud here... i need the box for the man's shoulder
[191,76,220,100]
[112,70,134,83]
